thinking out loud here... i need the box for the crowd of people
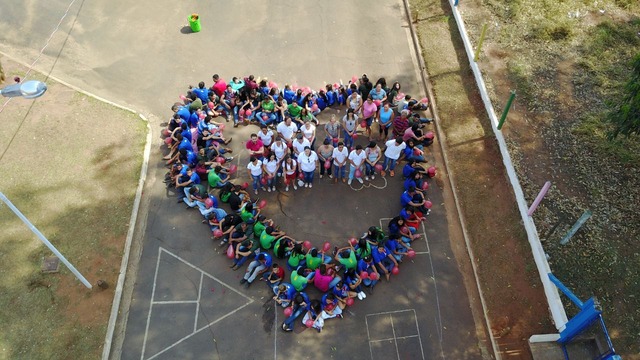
[161,73,438,333]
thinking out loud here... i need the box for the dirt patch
[412,0,556,358]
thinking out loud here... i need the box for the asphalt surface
[0,1,485,359]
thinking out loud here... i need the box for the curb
[400,0,499,358]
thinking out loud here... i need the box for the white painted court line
[365,309,425,360]
[140,247,254,360]
[140,247,163,360]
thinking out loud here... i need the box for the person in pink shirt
[313,264,342,292]
[246,133,264,160]
[211,74,227,97]
[361,96,378,141]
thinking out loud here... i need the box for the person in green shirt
[334,244,358,270]
[252,215,268,241]
[239,203,258,223]
[273,236,295,259]
[286,243,306,271]
[287,102,302,118]
[305,248,331,271]
[290,267,314,292]
[259,226,285,250]
[207,165,229,188]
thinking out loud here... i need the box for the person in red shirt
[246,133,265,160]
[211,74,227,97]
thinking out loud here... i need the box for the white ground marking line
[369,335,420,342]
[194,272,203,333]
[140,247,254,360]
[365,309,425,360]
[152,300,198,305]
[390,314,401,360]
[410,309,427,360]
[273,300,277,360]
[365,313,374,360]
[140,247,163,360]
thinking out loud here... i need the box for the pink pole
[528,181,551,216]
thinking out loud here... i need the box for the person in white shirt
[282,156,299,191]
[292,133,311,158]
[332,142,349,184]
[382,137,406,177]
[301,120,316,149]
[348,145,366,185]
[270,137,288,163]
[297,146,318,188]
[246,156,264,195]
[277,117,298,149]
[258,125,275,148]
[262,153,280,192]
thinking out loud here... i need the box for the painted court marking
[140,247,254,360]
[365,309,426,360]
[378,217,444,353]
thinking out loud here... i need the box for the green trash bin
[189,14,201,32]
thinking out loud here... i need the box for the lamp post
[0,80,48,99]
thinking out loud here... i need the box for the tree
[608,52,640,138]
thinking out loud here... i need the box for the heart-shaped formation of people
[161,73,437,333]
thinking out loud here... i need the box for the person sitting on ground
[282,292,310,332]
[320,293,343,325]
[302,299,324,333]
[207,165,230,189]
[305,248,331,271]
[290,267,314,292]
[313,264,341,293]
[183,183,208,209]
[176,167,200,201]
[287,243,307,271]
[344,268,367,300]
[273,282,296,308]
[332,280,358,308]
[356,256,380,294]
[228,220,252,248]
[334,244,358,271]
[240,252,273,288]
[372,243,399,281]
[385,233,411,262]
[273,236,296,259]
[259,226,286,250]
[230,238,256,271]
[262,263,285,287]
[217,212,243,245]
[355,237,373,260]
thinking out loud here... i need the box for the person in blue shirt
[356,256,380,293]
[320,293,343,323]
[344,269,367,300]
[282,85,296,104]
[372,244,399,281]
[241,252,273,287]
[273,283,296,308]
[385,234,411,262]
[281,292,310,332]
[192,81,211,103]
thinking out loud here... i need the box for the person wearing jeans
[282,292,310,332]
[296,146,318,188]
[382,137,406,177]
[247,156,263,195]
[240,252,272,287]
[332,142,348,184]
